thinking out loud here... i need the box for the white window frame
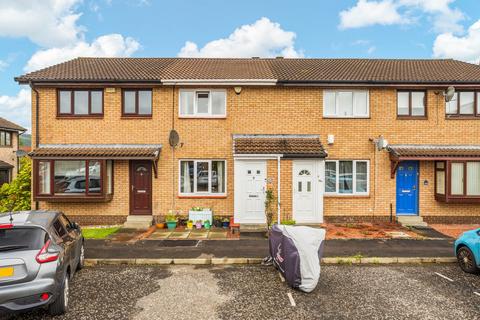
[178,159,227,195]
[179,89,227,118]
[323,90,370,118]
[324,160,370,195]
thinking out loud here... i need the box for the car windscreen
[0,227,48,252]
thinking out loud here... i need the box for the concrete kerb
[84,257,456,266]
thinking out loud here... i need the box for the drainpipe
[277,155,281,224]
[29,82,39,211]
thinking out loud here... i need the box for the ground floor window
[0,169,10,185]
[180,160,226,195]
[325,160,369,195]
[436,160,480,202]
[35,159,113,199]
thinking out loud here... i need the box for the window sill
[324,194,370,198]
[396,116,427,120]
[322,116,370,119]
[34,194,113,203]
[121,115,152,119]
[178,195,227,199]
[56,115,104,119]
[179,116,227,119]
[435,195,480,203]
[445,115,480,120]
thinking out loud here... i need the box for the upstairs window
[323,90,369,118]
[0,131,12,146]
[446,91,479,117]
[122,89,152,116]
[397,91,426,117]
[58,89,103,116]
[179,89,226,117]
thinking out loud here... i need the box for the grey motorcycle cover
[269,225,325,293]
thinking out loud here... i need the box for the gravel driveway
[3,264,480,320]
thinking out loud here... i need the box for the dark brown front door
[130,161,152,215]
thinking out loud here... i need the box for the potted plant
[195,220,203,229]
[213,216,223,228]
[155,217,165,229]
[186,220,194,229]
[165,212,178,230]
[222,217,230,228]
[204,220,211,229]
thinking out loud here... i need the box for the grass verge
[82,226,121,239]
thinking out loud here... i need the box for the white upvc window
[323,90,369,118]
[324,160,369,195]
[179,89,226,117]
[179,160,226,195]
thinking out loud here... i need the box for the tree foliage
[0,157,31,212]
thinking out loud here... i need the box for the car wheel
[48,274,69,316]
[77,243,85,270]
[457,246,479,274]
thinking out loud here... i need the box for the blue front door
[396,161,419,215]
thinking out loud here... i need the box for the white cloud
[339,0,405,29]
[178,17,303,58]
[0,60,7,72]
[399,0,464,33]
[0,88,31,132]
[0,0,84,47]
[25,34,140,72]
[433,20,480,63]
[339,0,464,33]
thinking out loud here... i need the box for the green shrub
[0,158,31,212]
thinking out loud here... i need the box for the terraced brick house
[0,117,26,186]
[14,57,480,227]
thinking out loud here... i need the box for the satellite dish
[169,129,180,147]
[445,86,455,102]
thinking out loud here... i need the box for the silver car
[0,211,84,316]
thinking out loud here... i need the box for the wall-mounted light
[234,86,242,95]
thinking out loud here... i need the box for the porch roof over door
[29,144,162,160]
[233,134,327,158]
[388,144,480,160]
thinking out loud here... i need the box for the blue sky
[1,0,479,131]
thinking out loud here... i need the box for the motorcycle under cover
[269,225,326,293]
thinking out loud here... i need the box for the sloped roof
[15,57,480,84]
[0,117,26,132]
[29,144,162,159]
[388,145,480,159]
[233,134,326,157]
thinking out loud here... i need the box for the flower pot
[195,222,202,229]
[222,221,230,228]
[156,223,165,229]
[187,221,193,229]
[213,220,222,228]
[204,221,211,229]
[166,221,177,230]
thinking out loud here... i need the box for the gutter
[29,82,39,211]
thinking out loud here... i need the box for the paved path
[8,264,480,319]
[85,238,455,259]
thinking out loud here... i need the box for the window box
[397,90,426,118]
[179,89,226,118]
[34,159,113,202]
[57,89,103,117]
[435,160,480,203]
[323,90,369,118]
[179,160,226,196]
[446,91,480,118]
[122,89,152,117]
[325,160,369,195]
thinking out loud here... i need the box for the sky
[0,0,479,132]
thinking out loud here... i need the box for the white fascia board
[161,79,277,86]
[234,154,283,160]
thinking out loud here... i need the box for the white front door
[293,160,324,223]
[234,160,267,224]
